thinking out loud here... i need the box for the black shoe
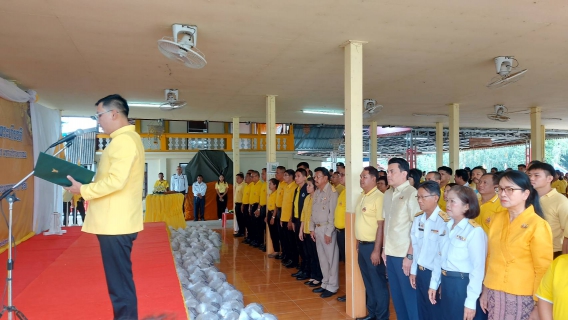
[320,290,336,298]
[259,244,266,250]
[282,259,292,266]
[309,281,321,287]
[296,274,309,281]
[274,254,283,260]
[337,295,346,302]
[285,263,297,269]
[261,246,266,252]
[252,242,260,248]
[201,218,205,221]
[304,280,313,285]
[243,238,251,244]
[312,287,325,293]
[233,233,244,237]
[355,316,375,320]
[291,271,303,277]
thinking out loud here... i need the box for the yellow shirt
[335,189,346,229]
[355,187,384,241]
[383,181,420,257]
[234,182,246,203]
[81,125,144,235]
[540,189,568,252]
[259,181,268,206]
[249,181,262,204]
[154,180,169,189]
[484,205,553,299]
[439,187,447,212]
[215,182,228,194]
[242,183,252,205]
[334,184,345,196]
[475,194,505,234]
[280,181,297,222]
[551,180,567,195]
[275,181,288,208]
[536,255,568,320]
[267,192,277,211]
[300,195,313,234]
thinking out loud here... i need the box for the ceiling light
[129,103,161,108]
[412,113,448,117]
[542,117,563,121]
[302,110,344,116]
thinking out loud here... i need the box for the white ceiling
[1,0,568,129]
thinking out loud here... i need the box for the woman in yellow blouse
[480,171,553,320]
[299,178,323,287]
[215,174,229,220]
[266,178,281,258]
[153,172,169,193]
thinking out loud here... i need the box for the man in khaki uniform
[309,167,339,298]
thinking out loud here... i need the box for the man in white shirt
[193,175,207,221]
[171,166,188,194]
[454,169,470,187]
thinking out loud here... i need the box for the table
[144,193,186,229]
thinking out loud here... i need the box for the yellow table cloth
[144,193,186,229]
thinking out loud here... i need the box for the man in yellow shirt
[426,171,444,211]
[280,169,297,268]
[334,165,348,302]
[233,173,246,237]
[66,94,144,319]
[241,171,253,243]
[475,173,504,233]
[529,163,568,257]
[257,168,268,251]
[437,166,452,212]
[248,170,262,247]
[536,255,568,320]
[153,172,169,192]
[275,166,288,260]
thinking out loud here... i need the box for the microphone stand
[0,140,73,320]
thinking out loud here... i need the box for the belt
[336,228,345,232]
[442,269,469,279]
[418,265,431,272]
[358,241,374,245]
[315,222,328,227]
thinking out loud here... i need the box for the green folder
[34,152,95,187]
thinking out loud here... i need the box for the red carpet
[0,222,187,319]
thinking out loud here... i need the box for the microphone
[48,129,84,148]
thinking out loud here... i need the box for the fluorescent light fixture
[302,110,344,116]
[412,113,448,117]
[129,103,161,108]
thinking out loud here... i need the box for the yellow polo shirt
[215,182,228,193]
[267,192,277,211]
[334,184,345,196]
[475,194,505,234]
[300,195,313,234]
[276,181,288,208]
[81,125,145,235]
[154,180,169,189]
[234,182,246,203]
[536,255,568,320]
[242,183,252,205]
[334,189,346,229]
[540,189,568,252]
[280,181,297,222]
[383,181,420,257]
[484,205,553,300]
[259,181,267,206]
[249,181,262,204]
[439,187,447,212]
[355,187,384,242]
[552,180,567,195]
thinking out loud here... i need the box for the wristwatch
[406,254,413,260]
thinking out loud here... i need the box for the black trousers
[62,201,74,226]
[235,202,244,235]
[248,203,258,240]
[358,243,389,320]
[416,267,441,320]
[267,210,280,252]
[97,233,138,320]
[293,218,306,271]
[336,228,345,262]
[286,219,299,265]
[216,193,227,219]
[303,233,323,281]
[242,204,250,237]
[277,208,290,258]
[255,205,266,244]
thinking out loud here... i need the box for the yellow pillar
[436,122,444,168]
[530,107,544,161]
[448,103,460,171]
[232,117,240,234]
[370,121,378,168]
[342,39,367,319]
[265,95,277,255]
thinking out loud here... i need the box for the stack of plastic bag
[169,225,277,319]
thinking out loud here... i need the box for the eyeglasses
[91,109,114,120]
[339,173,345,177]
[415,195,436,200]
[498,187,523,195]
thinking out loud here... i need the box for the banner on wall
[0,98,35,252]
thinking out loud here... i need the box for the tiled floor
[215,228,397,320]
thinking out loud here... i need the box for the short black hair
[518,164,527,169]
[377,176,388,185]
[236,173,244,179]
[297,162,310,169]
[455,169,469,182]
[482,173,499,185]
[388,157,410,173]
[527,160,541,169]
[158,172,163,176]
[197,174,203,179]
[447,185,480,219]
[363,166,379,181]
[336,162,345,169]
[408,169,422,189]
[284,169,295,177]
[269,178,279,189]
[427,171,441,181]
[418,181,441,198]
[314,167,330,179]
[491,167,498,172]
[276,166,286,172]
[527,162,555,177]
[295,168,308,177]
[438,166,453,176]
[472,166,487,174]
[96,94,129,117]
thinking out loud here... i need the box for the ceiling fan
[158,24,207,69]
[487,56,527,89]
[487,104,511,122]
[363,99,383,119]
[159,89,187,111]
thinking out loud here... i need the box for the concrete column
[232,117,240,234]
[530,107,543,161]
[436,122,444,168]
[448,103,460,171]
[265,95,277,255]
[341,39,367,319]
[370,121,378,168]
